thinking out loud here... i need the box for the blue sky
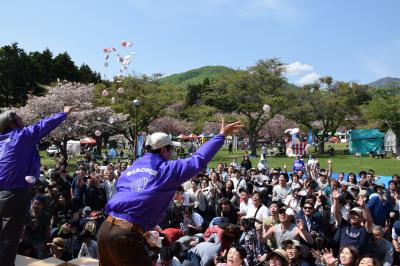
[1,0,399,84]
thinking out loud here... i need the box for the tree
[78,64,101,84]
[259,115,298,142]
[205,58,290,156]
[0,43,34,106]
[95,74,185,154]
[286,78,370,153]
[14,82,127,160]
[0,43,101,108]
[53,52,80,82]
[149,116,192,135]
[364,87,400,155]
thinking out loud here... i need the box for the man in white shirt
[272,174,292,201]
[246,192,270,222]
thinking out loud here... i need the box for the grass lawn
[39,142,400,176]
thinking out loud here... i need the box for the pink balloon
[103,48,109,53]
[101,90,109,97]
[121,41,127,47]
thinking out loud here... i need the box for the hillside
[369,76,400,88]
[159,66,235,86]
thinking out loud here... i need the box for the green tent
[349,129,384,155]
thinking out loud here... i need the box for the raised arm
[358,196,373,232]
[327,159,332,179]
[332,189,342,226]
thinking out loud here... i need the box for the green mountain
[369,77,400,88]
[159,66,235,86]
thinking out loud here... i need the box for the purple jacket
[106,134,225,231]
[0,112,67,190]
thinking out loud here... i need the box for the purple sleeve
[24,112,67,143]
[164,134,225,185]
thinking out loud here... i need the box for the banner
[308,130,313,144]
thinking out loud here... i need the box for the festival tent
[384,128,397,154]
[348,129,384,155]
[80,137,96,144]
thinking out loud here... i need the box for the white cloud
[285,61,320,86]
[286,61,314,76]
[297,72,320,85]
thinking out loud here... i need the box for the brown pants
[97,219,152,266]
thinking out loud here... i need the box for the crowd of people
[13,149,400,266]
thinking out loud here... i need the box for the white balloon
[263,104,270,113]
[101,90,109,97]
[111,97,116,104]
[127,42,133,48]
[25,176,37,184]
[117,87,125,94]
[95,130,102,136]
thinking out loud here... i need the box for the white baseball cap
[145,132,179,150]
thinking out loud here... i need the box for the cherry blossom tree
[148,116,192,136]
[14,82,127,160]
[258,115,298,142]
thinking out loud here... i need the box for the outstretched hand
[219,118,244,137]
[64,106,74,114]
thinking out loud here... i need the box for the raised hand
[322,248,337,266]
[332,190,341,201]
[64,106,74,114]
[219,118,244,137]
[296,219,305,230]
[357,195,365,207]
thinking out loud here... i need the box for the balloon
[25,176,37,184]
[101,90,109,97]
[103,48,109,53]
[111,47,116,51]
[105,54,109,60]
[108,117,115,124]
[121,40,128,47]
[111,97,116,104]
[263,104,270,113]
[117,87,125,94]
[95,130,101,137]
[127,42,133,47]
[117,55,124,63]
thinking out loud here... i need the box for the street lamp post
[132,99,141,159]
